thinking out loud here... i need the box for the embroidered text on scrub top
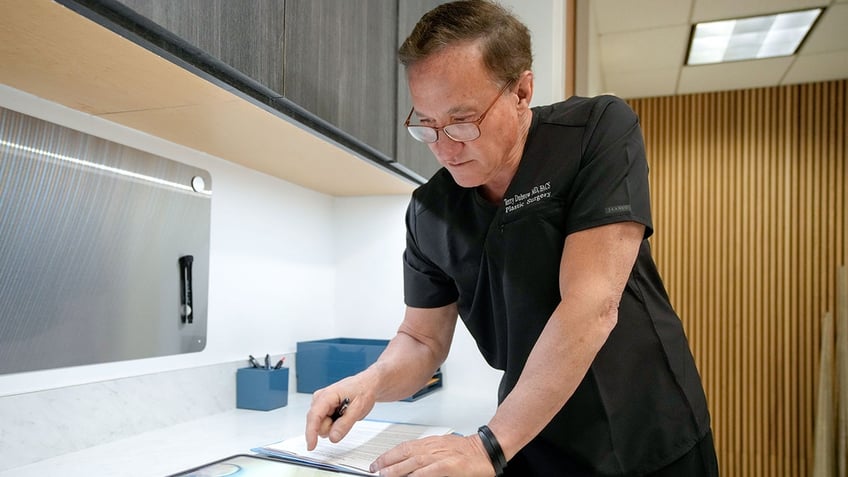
[504,181,551,213]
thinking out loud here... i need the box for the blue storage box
[236,367,289,411]
[296,337,442,401]
[296,338,388,393]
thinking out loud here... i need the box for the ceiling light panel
[687,8,822,65]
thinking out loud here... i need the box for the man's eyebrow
[414,103,476,121]
[447,102,477,116]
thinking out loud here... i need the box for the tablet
[167,454,348,476]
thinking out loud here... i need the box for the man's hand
[369,433,496,477]
[304,304,459,453]
[304,375,376,450]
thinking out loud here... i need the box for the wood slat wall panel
[628,80,847,477]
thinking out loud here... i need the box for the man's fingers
[304,378,378,450]
[306,391,355,449]
[304,409,324,450]
[370,434,494,477]
[305,397,335,450]
[371,440,417,475]
[329,413,355,442]
[319,416,334,438]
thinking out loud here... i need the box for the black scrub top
[403,95,711,476]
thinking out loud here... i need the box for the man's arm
[488,220,645,459]
[370,303,459,401]
[305,303,458,450]
[369,221,646,477]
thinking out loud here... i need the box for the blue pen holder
[236,367,289,411]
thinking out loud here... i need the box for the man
[305,1,718,475]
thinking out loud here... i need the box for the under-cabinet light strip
[0,139,210,195]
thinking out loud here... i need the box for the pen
[273,357,285,369]
[248,355,260,368]
[331,397,350,421]
[264,354,270,370]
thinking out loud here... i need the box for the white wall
[501,0,567,106]
[575,0,605,97]
[331,196,408,341]
[333,196,501,399]
[0,85,337,396]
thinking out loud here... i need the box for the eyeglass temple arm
[403,106,415,127]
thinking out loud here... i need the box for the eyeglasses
[404,81,513,144]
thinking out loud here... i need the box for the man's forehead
[407,41,487,78]
[409,83,494,119]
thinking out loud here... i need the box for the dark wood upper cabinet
[114,0,444,183]
[117,0,286,93]
[283,0,398,161]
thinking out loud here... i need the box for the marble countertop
[0,389,496,477]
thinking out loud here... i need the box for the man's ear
[515,70,534,108]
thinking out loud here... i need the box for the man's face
[406,42,523,192]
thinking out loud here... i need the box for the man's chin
[446,169,483,189]
[451,177,484,190]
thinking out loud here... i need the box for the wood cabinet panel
[116,0,434,183]
[117,0,286,93]
[395,0,448,181]
[284,0,398,159]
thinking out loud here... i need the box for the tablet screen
[168,454,346,476]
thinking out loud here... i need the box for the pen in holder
[236,366,289,411]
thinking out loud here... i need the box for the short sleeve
[565,97,653,238]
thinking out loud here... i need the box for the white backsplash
[0,355,295,472]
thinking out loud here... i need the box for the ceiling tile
[601,25,690,72]
[678,57,794,94]
[603,68,679,99]
[691,0,829,22]
[587,0,846,98]
[782,51,848,84]
[593,0,692,34]
[800,3,848,54]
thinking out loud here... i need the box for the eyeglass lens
[407,123,481,143]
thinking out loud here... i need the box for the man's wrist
[477,425,507,476]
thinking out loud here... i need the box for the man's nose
[430,134,463,160]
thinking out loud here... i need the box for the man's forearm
[365,304,458,403]
[365,331,445,402]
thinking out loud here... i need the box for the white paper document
[253,420,453,475]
